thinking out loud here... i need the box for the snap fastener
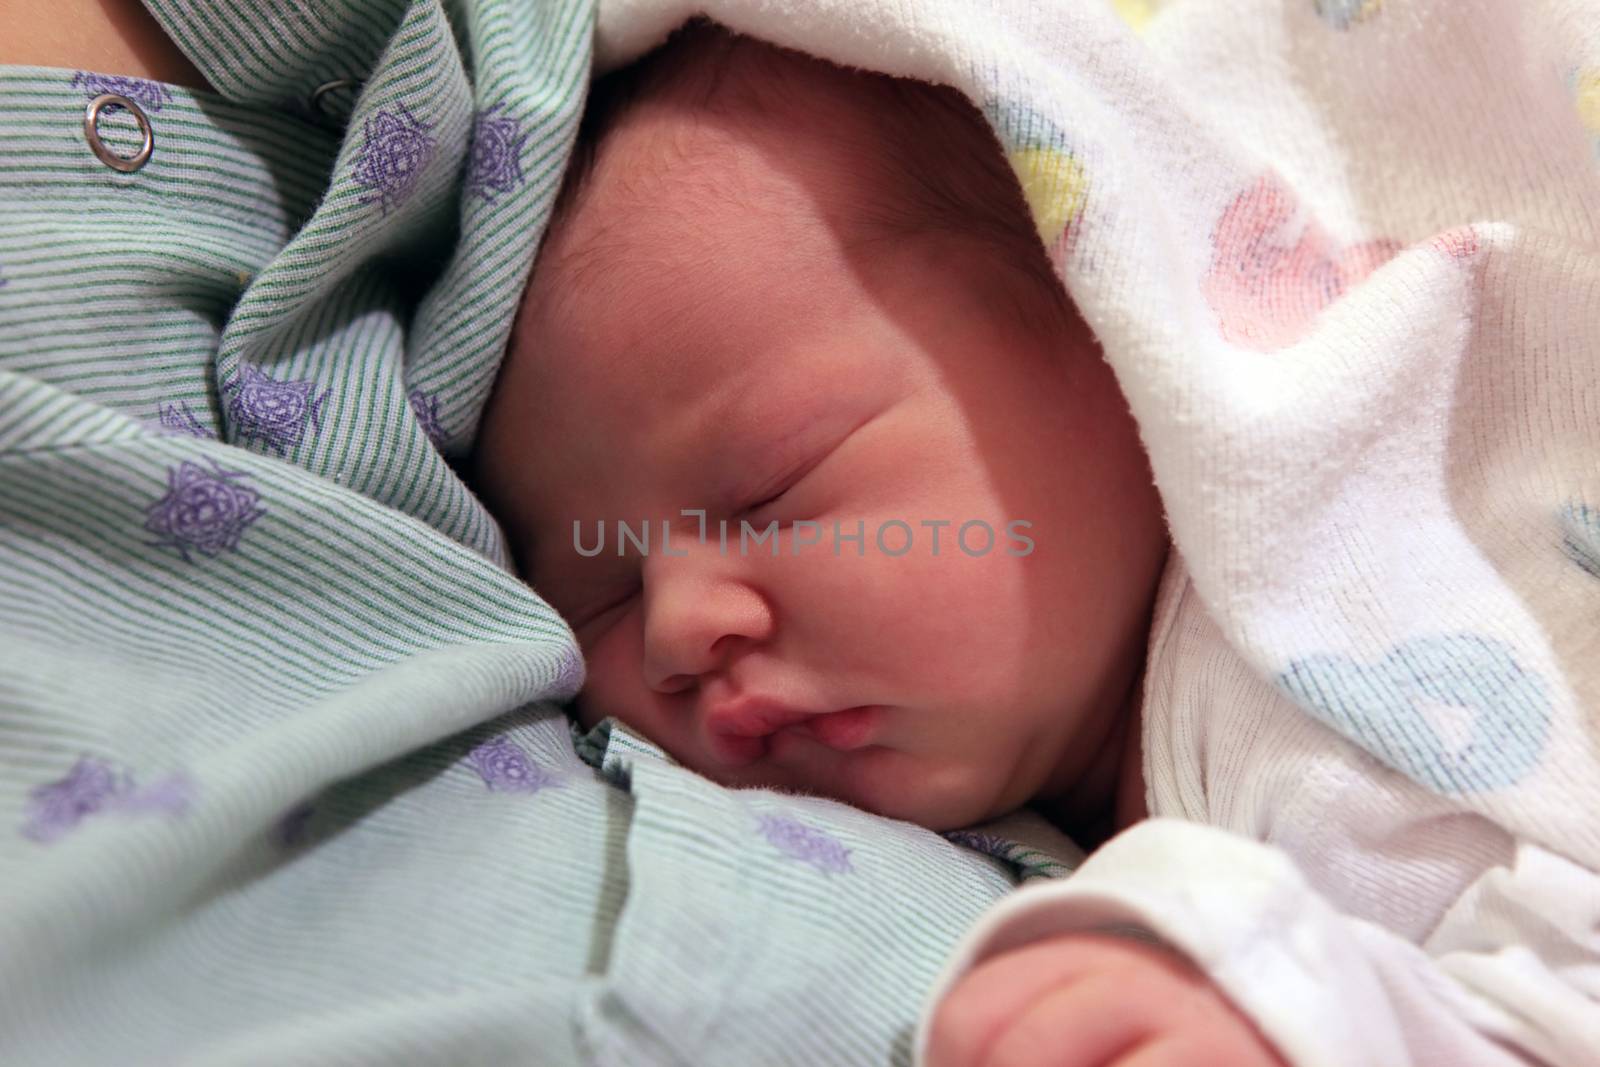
[83,92,154,173]
[308,78,361,125]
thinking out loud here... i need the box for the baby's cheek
[575,617,703,760]
[896,550,1033,675]
[570,624,637,728]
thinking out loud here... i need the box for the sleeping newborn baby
[474,19,1291,1067]
[476,18,1596,1067]
[475,21,1168,840]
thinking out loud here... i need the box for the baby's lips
[701,696,810,767]
[793,705,883,751]
[704,697,818,739]
[701,699,884,763]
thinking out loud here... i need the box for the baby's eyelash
[739,453,827,516]
[742,485,791,514]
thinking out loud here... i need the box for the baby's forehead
[520,103,892,397]
[506,22,1061,450]
[542,26,1010,277]
[523,222,868,431]
[552,80,895,267]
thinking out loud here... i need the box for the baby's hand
[925,932,1288,1067]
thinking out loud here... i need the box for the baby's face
[476,85,1168,831]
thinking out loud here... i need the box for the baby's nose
[639,553,774,692]
[650,670,697,695]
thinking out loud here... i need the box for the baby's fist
[925,932,1287,1067]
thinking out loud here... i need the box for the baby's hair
[544,17,1073,340]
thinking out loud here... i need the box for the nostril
[655,673,697,695]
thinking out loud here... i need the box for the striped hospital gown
[0,1,1066,1063]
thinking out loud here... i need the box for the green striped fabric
[0,1,1077,1063]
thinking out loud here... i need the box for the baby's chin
[837,760,1016,832]
[702,741,1010,832]
[570,702,1013,831]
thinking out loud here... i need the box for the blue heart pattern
[1277,633,1552,794]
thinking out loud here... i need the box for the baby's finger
[1107,1026,1287,1067]
[926,939,1108,1067]
[980,972,1156,1067]
[1106,1037,1200,1067]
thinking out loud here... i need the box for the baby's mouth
[703,699,884,767]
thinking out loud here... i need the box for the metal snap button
[83,92,154,173]
[308,78,361,126]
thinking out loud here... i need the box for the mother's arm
[1,0,210,91]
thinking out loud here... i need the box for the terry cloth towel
[587,1,1600,1065]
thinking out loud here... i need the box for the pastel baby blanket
[590,0,1600,1062]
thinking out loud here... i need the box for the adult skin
[3,0,210,91]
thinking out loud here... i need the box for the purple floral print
[465,102,529,201]
[157,400,212,438]
[70,71,174,112]
[21,757,130,842]
[353,104,437,215]
[21,756,192,843]
[467,736,559,793]
[118,773,194,816]
[222,365,327,455]
[144,459,264,562]
[757,814,854,874]
[408,388,446,447]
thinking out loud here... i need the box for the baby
[474,18,1272,1067]
[474,19,1168,841]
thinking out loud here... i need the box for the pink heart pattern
[1203,173,1400,350]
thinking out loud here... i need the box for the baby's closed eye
[733,447,834,522]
